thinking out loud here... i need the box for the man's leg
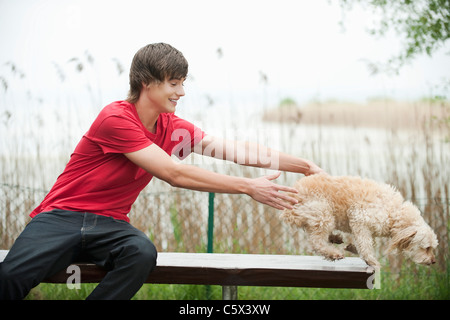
[81,214,157,300]
[0,210,84,300]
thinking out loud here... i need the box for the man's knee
[120,236,157,271]
[136,238,157,269]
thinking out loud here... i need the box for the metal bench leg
[222,285,238,300]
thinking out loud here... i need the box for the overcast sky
[1,0,449,109]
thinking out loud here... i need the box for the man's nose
[177,86,185,97]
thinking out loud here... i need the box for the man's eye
[169,80,185,86]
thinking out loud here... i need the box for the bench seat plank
[0,250,374,289]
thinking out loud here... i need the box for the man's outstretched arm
[194,135,324,176]
[125,143,299,210]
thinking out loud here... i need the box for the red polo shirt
[30,100,205,222]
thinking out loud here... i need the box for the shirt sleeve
[90,115,153,154]
[170,115,206,160]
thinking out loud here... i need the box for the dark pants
[0,210,157,300]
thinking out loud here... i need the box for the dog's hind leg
[308,227,345,261]
[302,200,345,261]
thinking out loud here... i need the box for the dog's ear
[388,226,417,253]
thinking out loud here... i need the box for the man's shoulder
[99,100,135,119]
[94,101,140,127]
[88,101,141,136]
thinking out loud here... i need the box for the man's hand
[247,172,299,210]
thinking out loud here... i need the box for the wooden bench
[0,250,376,299]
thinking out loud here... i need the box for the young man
[0,43,324,300]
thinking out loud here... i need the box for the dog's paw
[324,252,345,261]
[364,257,381,268]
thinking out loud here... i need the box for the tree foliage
[339,0,450,74]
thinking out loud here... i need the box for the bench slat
[0,250,374,289]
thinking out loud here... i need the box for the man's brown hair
[127,43,188,104]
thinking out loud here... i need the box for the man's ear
[143,81,159,91]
